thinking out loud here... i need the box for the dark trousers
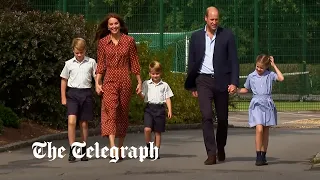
[195,74,229,156]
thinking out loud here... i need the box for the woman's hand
[136,83,142,94]
[96,84,104,95]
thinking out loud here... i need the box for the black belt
[200,73,215,78]
[147,103,165,107]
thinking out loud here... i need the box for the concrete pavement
[1,128,320,180]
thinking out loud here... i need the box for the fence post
[159,0,164,50]
[301,2,308,97]
[267,0,272,54]
[85,0,89,19]
[63,0,67,13]
[254,0,259,61]
[203,0,207,14]
[302,2,307,63]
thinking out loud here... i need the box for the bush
[0,104,20,128]
[0,10,97,129]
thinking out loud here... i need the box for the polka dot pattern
[96,34,141,138]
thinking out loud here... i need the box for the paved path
[1,128,320,180]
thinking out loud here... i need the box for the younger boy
[138,61,174,159]
[60,38,97,162]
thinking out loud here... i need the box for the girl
[237,54,284,166]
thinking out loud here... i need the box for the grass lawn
[230,101,320,111]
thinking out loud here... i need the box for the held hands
[228,84,237,94]
[136,83,142,94]
[95,84,104,95]
[191,91,198,97]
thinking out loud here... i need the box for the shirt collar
[204,25,218,36]
[73,56,89,63]
[148,79,163,85]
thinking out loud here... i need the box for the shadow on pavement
[0,158,59,170]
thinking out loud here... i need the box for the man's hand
[228,84,237,94]
[192,91,198,97]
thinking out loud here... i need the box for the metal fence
[28,0,320,111]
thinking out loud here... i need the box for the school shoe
[81,146,88,161]
[261,152,268,165]
[255,151,267,166]
[68,147,76,162]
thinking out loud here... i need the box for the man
[184,6,239,165]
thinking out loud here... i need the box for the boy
[60,38,97,162]
[138,61,174,159]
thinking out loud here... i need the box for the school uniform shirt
[141,79,174,104]
[60,56,97,88]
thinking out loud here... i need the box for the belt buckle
[210,74,214,78]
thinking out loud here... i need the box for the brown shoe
[204,155,217,165]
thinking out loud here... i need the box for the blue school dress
[244,70,278,127]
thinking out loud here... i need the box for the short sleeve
[164,84,174,99]
[92,59,97,78]
[243,76,251,90]
[270,71,278,82]
[96,39,106,74]
[60,62,69,79]
[141,81,148,96]
[129,38,141,75]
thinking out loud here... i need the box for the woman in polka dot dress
[95,13,142,158]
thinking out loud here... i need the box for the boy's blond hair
[72,38,86,51]
[149,60,162,72]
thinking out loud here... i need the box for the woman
[95,13,142,160]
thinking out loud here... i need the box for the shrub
[0,10,97,129]
[0,104,20,128]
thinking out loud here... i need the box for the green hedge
[0,10,96,129]
[0,10,236,130]
[0,104,20,128]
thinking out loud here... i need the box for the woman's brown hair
[95,13,128,41]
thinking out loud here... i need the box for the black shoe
[68,146,76,162]
[255,160,264,166]
[146,142,152,159]
[217,148,225,161]
[261,152,268,165]
[68,154,76,162]
[81,146,88,161]
[81,156,88,161]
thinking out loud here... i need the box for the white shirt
[199,25,217,74]
[141,79,174,104]
[60,56,97,88]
